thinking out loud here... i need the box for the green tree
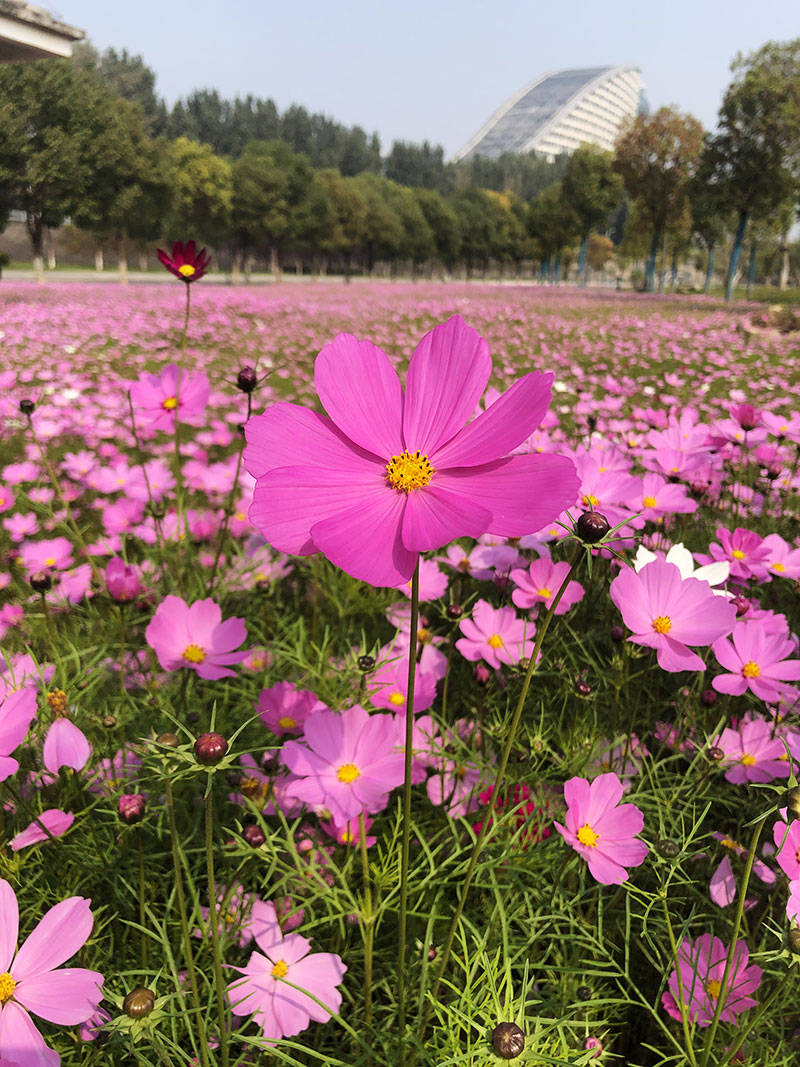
[563,145,623,283]
[74,43,168,134]
[527,182,580,281]
[385,141,446,191]
[450,188,498,277]
[414,189,460,271]
[317,171,367,275]
[350,173,404,273]
[700,38,800,300]
[614,107,704,291]
[164,137,233,248]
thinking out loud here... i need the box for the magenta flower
[129,363,210,432]
[10,809,74,852]
[281,705,405,822]
[42,718,91,774]
[257,682,328,737]
[662,934,761,1027]
[510,557,585,616]
[774,816,800,880]
[553,773,648,885]
[145,595,248,680]
[157,239,211,282]
[707,527,770,582]
[0,880,103,1066]
[227,900,345,1044]
[244,316,578,587]
[609,559,736,673]
[712,622,800,703]
[0,688,36,782]
[18,537,74,574]
[456,600,535,669]
[761,533,800,581]
[105,558,143,601]
[715,717,790,784]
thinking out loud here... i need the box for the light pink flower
[712,622,800,704]
[42,718,91,774]
[18,538,74,574]
[10,810,74,852]
[662,934,761,1027]
[0,688,36,782]
[245,316,578,588]
[456,600,535,669]
[707,527,770,582]
[257,682,328,737]
[510,557,585,615]
[227,901,345,1044]
[129,363,210,432]
[0,880,103,1064]
[554,773,648,885]
[609,559,736,673]
[145,595,248,680]
[715,717,790,784]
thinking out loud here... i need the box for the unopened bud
[785,787,800,820]
[118,793,146,824]
[610,624,624,642]
[102,714,117,729]
[19,398,35,416]
[474,663,490,685]
[575,678,592,697]
[707,746,725,762]
[789,927,800,954]
[243,824,266,847]
[123,987,155,1018]
[194,732,228,766]
[156,732,180,748]
[701,689,717,707]
[357,654,375,672]
[576,511,610,544]
[446,603,463,620]
[731,595,750,618]
[236,366,258,393]
[656,838,680,859]
[29,571,52,593]
[490,1021,525,1059]
[576,985,592,1001]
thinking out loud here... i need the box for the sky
[56,0,800,158]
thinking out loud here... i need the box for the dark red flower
[157,240,211,283]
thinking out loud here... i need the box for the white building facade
[454,66,643,163]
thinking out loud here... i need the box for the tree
[385,141,446,191]
[563,145,623,283]
[74,43,168,134]
[0,60,118,273]
[350,174,404,273]
[527,183,580,281]
[700,38,800,300]
[317,171,367,275]
[414,189,460,271]
[450,188,498,277]
[164,138,233,248]
[614,107,704,291]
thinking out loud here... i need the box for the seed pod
[576,511,610,544]
[491,1021,525,1059]
[194,732,228,766]
[102,714,117,729]
[123,987,155,1018]
[156,732,180,748]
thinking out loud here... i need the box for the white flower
[634,543,731,596]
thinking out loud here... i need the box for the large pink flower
[227,901,345,1044]
[244,316,578,587]
[0,880,104,1065]
[712,621,800,704]
[0,688,36,782]
[145,595,248,680]
[662,934,761,1027]
[610,559,736,673]
[554,772,648,885]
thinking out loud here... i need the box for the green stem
[173,283,192,536]
[661,893,699,1067]
[205,787,230,1066]
[207,393,252,594]
[137,829,147,971]
[700,810,770,1067]
[397,559,420,1058]
[414,545,582,1052]
[165,779,209,1067]
[359,811,374,1034]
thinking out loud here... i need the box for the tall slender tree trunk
[703,244,715,294]
[658,230,668,293]
[118,235,128,285]
[746,241,757,300]
[94,247,104,272]
[231,250,242,285]
[725,210,748,302]
[26,212,45,282]
[645,228,660,292]
[45,229,56,271]
[779,234,790,290]
[577,234,588,286]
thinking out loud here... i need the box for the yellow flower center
[162,396,179,410]
[487,634,504,649]
[278,716,297,729]
[340,829,354,843]
[240,777,266,801]
[582,494,599,507]
[652,615,672,634]
[455,764,466,779]
[271,960,288,978]
[389,691,405,706]
[720,836,739,850]
[742,661,760,678]
[47,688,68,713]
[773,562,786,572]
[182,643,206,663]
[385,450,433,492]
[178,264,196,277]
[577,823,600,847]
[741,754,756,766]
[731,549,746,560]
[705,978,722,999]
[44,556,56,566]
[536,587,552,599]
[337,763,360,783]
[417,627,431,644]
[0,973,15,1003]
[643,495,657,508]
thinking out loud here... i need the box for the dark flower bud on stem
[789,927,800,955]
[194,732,228,765]
[446,603,463,620]
[610,624,624,642]
[575,677,592,697]
[731,595,750,618]
[29,571,52,593]
[18,398,35,416]
[236,366,258,393]
[656,838,680,859]
[576,985,593,1001]
[576,511,610,544]
[156,732,180,748]
[357,654,375,672]
[118,793,146,824]
[701,689,717,707]
[707,745,725,762]
[243,824,266,847]
[491,1021,525,1058]
[123,987,155,1018]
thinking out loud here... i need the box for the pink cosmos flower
[609,559,736,672]
[257,682,328,737]
[10,809,74,851]
[510,557,585,616]
[0,880,104,1064]
[709,832,775,908]
[456,600,535,669]
[227,900,346,1044]
[715,717,790,784]
[662,934,761,1027]
[707,527,770,582]
[426,758,486,818]
[712,622,800,704]
[244,316,578,588]
[145,595,248,680]
[280,705,405,822]
[364,643,438,713]
[105,558,144,601]
[761,533,800,581]
[129,363,210,432]
[18,538,74,574]
[42,718,91,774]
[774,816,800,881]
[0,688,36,782]
[553,773,648,885]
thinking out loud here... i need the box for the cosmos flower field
[1,277,800,1066]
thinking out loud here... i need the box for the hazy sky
[57,0,800,157]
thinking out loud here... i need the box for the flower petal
[403,317,491,454]
[0,879,18,972]
[11,897,93,981]
[0,1000,59,1067]
[311,490,417,588]
[401,485,492,554]
[15,968,104,1024]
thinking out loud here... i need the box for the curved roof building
[453,66,643,163]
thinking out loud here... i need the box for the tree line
[0,38,798,295]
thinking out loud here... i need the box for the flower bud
[785,787,800,821]
[575,678,592,697]
[491,1021,525,1058]
[446,603,463,620]
[194,732,228,765]
[357,654,375,672]
[123,987,155,1018]
[29,571,52,593]
[156,732,180,748]
[576,511,610,544]
[236,365,259,393]
[18,398,35,416]
[243,824,265,847]
[102,715,117,729]
[610,624,624,642]
[789,927,800,955]
[707,745,725,762]
[118,793,146,824]
[731,595,750,618]
[474,663,490,685]
[576,985,593,1001]
[701,689,717,707]
[656,838,680,859]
